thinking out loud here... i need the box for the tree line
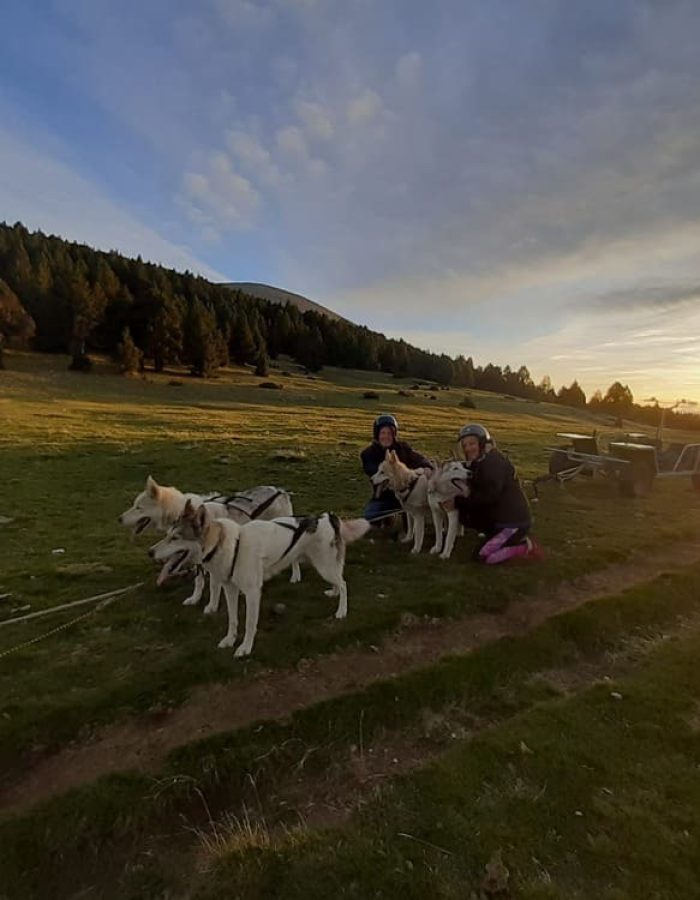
[0,221,697,431]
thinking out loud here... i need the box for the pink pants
[478,527,530,565]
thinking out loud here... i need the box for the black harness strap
[249,489,283,520]
[224,502,257,517]
[228,536,241,580]
[328,513,342,558]
[398,476,420,500]
[276,515,318,560]
[202,531,223,563]
[273,521,298,531]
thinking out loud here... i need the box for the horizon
[2,2,700,402]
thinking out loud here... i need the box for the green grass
[1,351,699,768]
[2,565,700,899]
[204,629,700,900]
[3,351,700,899]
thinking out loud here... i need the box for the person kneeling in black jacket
[447,423,542,564]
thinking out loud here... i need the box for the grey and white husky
[152,500,370,657]
[119,475,300,603]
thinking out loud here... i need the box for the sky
[1,0,700,402]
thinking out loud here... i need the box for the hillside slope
[222,281,348,322]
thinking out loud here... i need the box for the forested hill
[1,220,697,431]
[222,282,347,323]
[0,220,507,389]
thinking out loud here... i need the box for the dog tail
[339,518,371,544]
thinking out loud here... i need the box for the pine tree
[603,381,634,415]
[557,380,587,408]
[66,269,107,370]
[230,312,258,366]
[183,301,225,377]
[116,327,143,374]
[254,343,269,377]
[296,324,325,372]
[147,294,183,372]
[0,278,34,369]
[537,375,556,400]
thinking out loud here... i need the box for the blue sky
[2,0,700,400]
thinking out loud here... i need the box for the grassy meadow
[1,351,700,899]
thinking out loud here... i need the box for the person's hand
[441,498,455,511]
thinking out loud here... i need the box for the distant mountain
[222,282,348,323]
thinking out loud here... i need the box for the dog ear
[146,475,159,498]
[182,499,195,518]
[384,448,392,461]
[195,504,207,530]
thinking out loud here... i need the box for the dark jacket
[455,449,531,531]
[360,440,432,478]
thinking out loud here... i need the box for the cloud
[347,89,384,124]
[225,129,282,186]
[0,127,227,280]
[307,157,328,178]
[212,0,275,28]
[276,124,308,157]
[6,0,700,400]
[591,283,700,311]
[180,152,260,232]
[294,99,334,140]
[395,51,422,87]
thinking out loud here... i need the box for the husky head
[428,460,471,499]
[119,475,168,536]
[371,449,422,494]
[149,499,208,586]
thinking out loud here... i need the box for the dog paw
[334,610,347,619]
[233,644,251,658]
[182,595,199,606]
[203,603,218,616]
[439,551,451,560]
[324,587,339,598]
[218,635,236,649]
[399,535,412,544]
[429,545,441,554]
[289,571,302,584]
[410,546,421,554]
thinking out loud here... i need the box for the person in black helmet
[361,414,432,522]
[445,423,541,563]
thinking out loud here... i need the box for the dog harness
[273,515,320,559]
[228,535,241,580]
[202,530,224,563]
[213,489,284,520]
[396,474,422,501]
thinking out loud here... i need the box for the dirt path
[2,543,699,815]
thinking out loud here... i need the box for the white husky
[152,501,370,657]
[119,475,300,603]
[370,450,433,553]
[427,460,471,559]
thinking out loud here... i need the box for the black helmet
[458,423,492,448]
[373,413,398,441]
